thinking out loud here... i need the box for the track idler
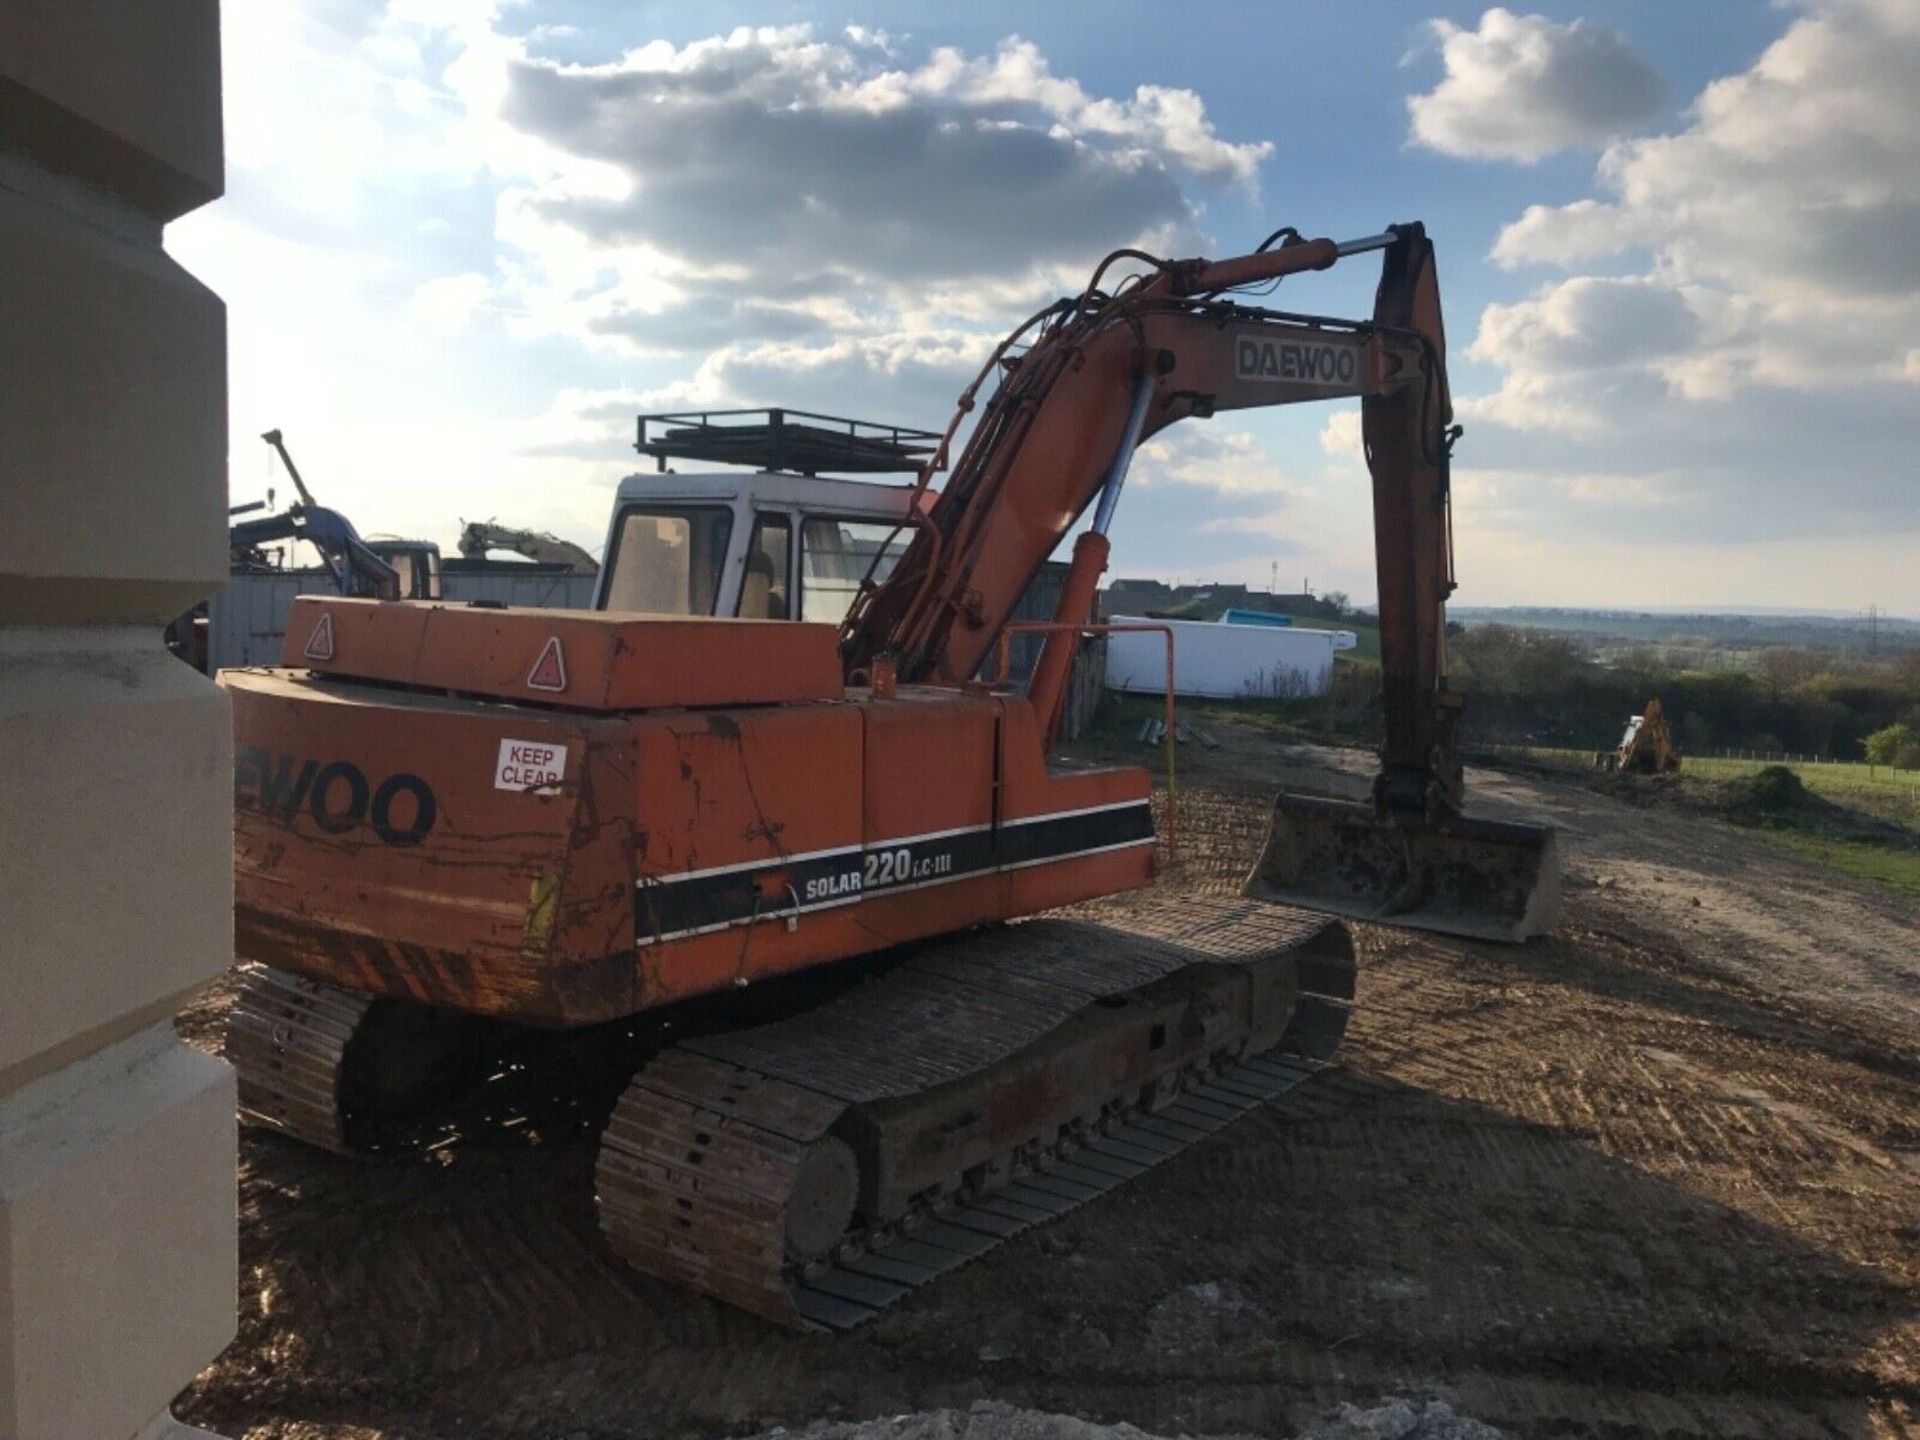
[1246,792,1561,943]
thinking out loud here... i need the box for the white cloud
[174,0,1920,610]
[892,39,1272,185]
[1454,372,1606,436]
[1487,0,1920,388]
[168,6,1289,566]
[1103,432,1378,598]
[695,332,995,424]
[1317,410,1363,460]
[1457,0,1920,550]
[482,26,1266,351]
[1408,8,1666,163]
[1470,276,1703,376]
[1132,429,1287,495]
[514,331,998,441]
[407,270,494,333]
[1453,526,1920,611]
[842,26,896,56]
[1557,471,1683,508]
[1489,199,1650,269]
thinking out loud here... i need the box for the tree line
[1443,626,1920,765]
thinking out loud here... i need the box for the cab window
[387,551,418,599]
[737,514,792,619]
[603,506,734,615]
[800,517,910,624]
[383,548,441,600]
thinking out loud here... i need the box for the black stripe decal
[633,804,1154,946]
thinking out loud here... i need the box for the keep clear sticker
[495,738,568,793]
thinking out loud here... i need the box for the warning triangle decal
[527,635,568,693]
[303,611,336,662]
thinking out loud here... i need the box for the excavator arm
[1362,228,1461,818]
[249,429,401,600]
[457,521,599,574]
[843,224,1559,941]
[229,505,401,600]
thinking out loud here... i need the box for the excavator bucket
[1245,793,1562,944]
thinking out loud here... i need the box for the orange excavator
[221,223,1558,1330]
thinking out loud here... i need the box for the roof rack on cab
[634,408,943,477]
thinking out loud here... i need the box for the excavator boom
[842,234,1398,685]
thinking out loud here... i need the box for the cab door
[735,510,795,619]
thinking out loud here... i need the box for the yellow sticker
[521,871,560,955]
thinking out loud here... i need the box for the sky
[168,0,1920,613]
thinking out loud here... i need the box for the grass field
[1338,623,1380,664]
[1496,745,1920,803]
[1677,752,1920,798]
[1484,744,1920,895]
[1756,831,1920,895]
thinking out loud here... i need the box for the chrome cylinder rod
[1335,231,1398,257]
[1090,370,1158,536]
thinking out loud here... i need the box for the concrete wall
[0,6,235,1437]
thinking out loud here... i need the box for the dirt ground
[174,721,1919,1439]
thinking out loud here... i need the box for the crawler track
[596,896,1353,1329]
[223,898,1355,1330]
[226,963,495,1155]
[226,963,373,1155]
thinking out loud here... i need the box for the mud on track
[174,738,1919,1440]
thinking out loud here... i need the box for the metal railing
[634,408,943,475]
[994,620,1180,859]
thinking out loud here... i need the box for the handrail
[992,620,1179,860]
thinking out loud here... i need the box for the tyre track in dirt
[174,755,1919,1440]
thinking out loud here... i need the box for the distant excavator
[457,519,598,574]
[243,430,445,599]
[235,430,403,598]
[171,432,436,670]
[1597,699,1681,773]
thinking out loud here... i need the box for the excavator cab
[594,411,936,623]
[367,538,443,600]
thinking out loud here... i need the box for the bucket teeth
[594,896,1353,1330]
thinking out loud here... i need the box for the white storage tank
[1105,614,1348,699]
